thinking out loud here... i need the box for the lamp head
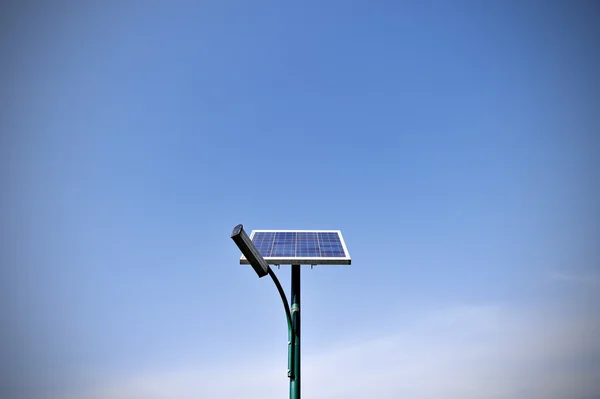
[231,224,270,278]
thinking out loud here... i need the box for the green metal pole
[290,264,301,399]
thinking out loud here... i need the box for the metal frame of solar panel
[239,230,351,265]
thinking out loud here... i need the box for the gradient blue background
[2,2,598,398]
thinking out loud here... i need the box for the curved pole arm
[268,267,293,333]
[267,267,295,379]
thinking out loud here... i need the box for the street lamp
[231,224,350,399]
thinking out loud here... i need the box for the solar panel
[240,230,351,265]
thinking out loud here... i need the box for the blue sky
[2,1,599,398]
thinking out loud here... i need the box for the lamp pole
[290,264,301,399]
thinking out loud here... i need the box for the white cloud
[60,304,600,399]
[550,271,600,286]
[303,304,600,399]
